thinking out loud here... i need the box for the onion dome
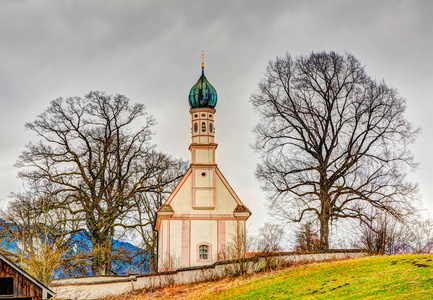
[188,55,218,109]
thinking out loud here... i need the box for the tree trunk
[150,230,158,273]
[150,253,157,273]
[104,228,114,276]
[319,215,330,250]
[92,243,107,276]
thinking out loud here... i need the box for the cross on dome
[201,50,205,69]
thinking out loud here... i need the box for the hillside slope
[114,254,433,300]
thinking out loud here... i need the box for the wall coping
[50,249,365,287]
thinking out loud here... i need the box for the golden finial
[201,50,205,69]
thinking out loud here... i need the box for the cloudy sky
[0,0,432,234]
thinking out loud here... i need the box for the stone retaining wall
[51,250,367,300]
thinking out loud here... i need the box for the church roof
[188,65,217,109]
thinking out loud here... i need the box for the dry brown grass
[99,260,334,300]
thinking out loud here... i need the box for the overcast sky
[0,0,432,234]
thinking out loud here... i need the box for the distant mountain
[0,220,150,278]
[53,231,150,278]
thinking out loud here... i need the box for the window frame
[0,277,14,296]
[196,242,212,262]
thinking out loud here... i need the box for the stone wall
[51,250,367,300]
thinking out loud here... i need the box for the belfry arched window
[199,245,209,260]
[202,122,206,132]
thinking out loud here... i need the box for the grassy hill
[111,254,433,300]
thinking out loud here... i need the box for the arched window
[202,122,206,132]
[199,245,209,260]
[194,122,198,133]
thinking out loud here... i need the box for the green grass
[199,254,433,300]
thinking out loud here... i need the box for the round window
[201,172,206,177]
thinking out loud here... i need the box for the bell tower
[188,51,218,209]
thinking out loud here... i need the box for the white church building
[155,56,251,271]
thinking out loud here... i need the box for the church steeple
[189,52,217,166]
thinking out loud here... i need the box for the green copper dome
[189,68,218,109]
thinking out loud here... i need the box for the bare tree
[226,229,250,276]
[119,156,187,273]
[409,218,433,254]
[355,212,390,255]
[257,222,285,252]
[252,52,419,249]
[351,210,414,255]
[16,91,182,275]
[293,222,322,252]
[0,183,75,285]
[134,192,162,272]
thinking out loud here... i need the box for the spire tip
[201,50,205,69]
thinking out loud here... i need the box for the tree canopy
[252,52,419,249]
[16,91,184,275]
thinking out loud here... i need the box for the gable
[158,167,192,213]
[158,166,249,215]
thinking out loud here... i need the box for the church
[155,55,251,271]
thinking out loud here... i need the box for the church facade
[155,57,251,271]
